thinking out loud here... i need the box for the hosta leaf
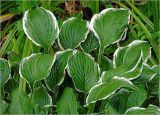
[9,89,33,114]
[46,50,73,90]
[86,77,136,106]
[58,17,88,49]
[132,65,156,85]
[19,53,54,87]
[81,31,99,53]
[127,86,147,108]
[125,105,160,115]
[90,8,130,49]
[0,100,9,114]
[56,87,79,114]
[32,86,52,110]
[68,50,100,92]
[100,56,113,72]
[0,58,10,87]
[113,40,150,67]
[102,54,143,82]
[108,89,130,114]
[23,7,59,48]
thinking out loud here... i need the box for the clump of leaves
[0,5,159,115]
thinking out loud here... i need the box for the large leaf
[0,58,10,87]
[102,54,143,82]
[23,7,59,48]
[46,50,73,90]
[86,77,136,106]
[19,53,54,87]
[58,17,88,49]
[0,100,9,114]
[90,8,130,50]
[113,40,151,67]
[81,31,99,53]
[68,50,100,92]
[127,86,147,108]
[125,105,160,115]
[56,87,79,114]
[32,86,52,110]
[8,89,33,114]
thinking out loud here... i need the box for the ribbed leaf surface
[81,31,99,53]
[127,86,147,108]
[90,8,130,49]
[56,87,79,114]
[102,55,143,82]
[46,50,73,90]
[113,40,150,67]
[0,58,10,87]
[68,51,100,92]
[9,89,33,114]
[86,77,135,106]
[23,7,59,48]
[125,105,160,115]
[19,53,54,87]
[58,17,88,49]
[32,86,52,109]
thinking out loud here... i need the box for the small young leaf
[86,77,136,106]
[0,58,10,87]
[56,87,79,114]
[58,17,88,49]
[9,89,33,114]
[23,7,59,48]
[19,53,54,87]
[125,105,160,115]
[45,50,73,90]
[90,8,130,49]
[68,50,100,92]
[32,86,52,110]
[81,31,99,53]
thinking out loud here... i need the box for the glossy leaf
[19,53,54,87]
[81,31,99,53]
[46,50,73,90]
[90,8,130,49]
[9,89,33,114]
[86,77,136,106]
[32,86,52,109]
[125,105,160,115]
[68,50,100,92]
[23,7,59,48]
[0,58,10,87]
[127,86,147,108]
[56,87,79,114]
[58,17,88,49]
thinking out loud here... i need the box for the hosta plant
[0,6,159,115]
